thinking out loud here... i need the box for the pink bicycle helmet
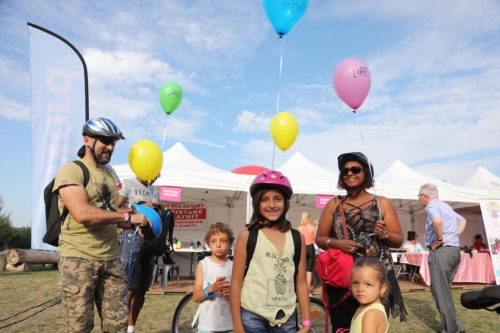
[250,170,293,199]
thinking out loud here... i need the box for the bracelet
[302,320,312,326]
[203,287,213,298]
[326,238,333,249]
[124,212,130,223]
[204,282,214,298]
[436,238,443,242]
[378,230,389,240]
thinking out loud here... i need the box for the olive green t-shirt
[53,159,119,260]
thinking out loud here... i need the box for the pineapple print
[274,260,287,294]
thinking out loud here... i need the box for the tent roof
[375,160,489,212]
[462,166,500,198]
[160,142,229,173]
[277,152,343,199]
[277,152,339,181]
[112,142,249,193]
[462,166,500,190]
[376,160,458,188]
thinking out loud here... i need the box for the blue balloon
[262,0,309,36]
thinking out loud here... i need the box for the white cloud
[233,110,271,133]
[0,55,30,122]
[0,92,30,122]
[227,140,246,147]
[83,48,206,95]
[186,138,225,149]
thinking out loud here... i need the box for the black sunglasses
[97,136,117,146]
[341,166,363,176]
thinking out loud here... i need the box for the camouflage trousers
[58,257,128,333]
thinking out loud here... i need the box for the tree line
[0,196,31,250]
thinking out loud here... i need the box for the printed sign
[162,202,207,229]
[479,198,500,285]
[159,186,182,202]
[316,195,335,209]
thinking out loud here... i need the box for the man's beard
[97,150,113,165]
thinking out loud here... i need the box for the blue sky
[1,0,500,227]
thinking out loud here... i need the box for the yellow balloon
[128,140,163,182]
[269,111,299,151]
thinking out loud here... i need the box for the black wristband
[436,238,443,242]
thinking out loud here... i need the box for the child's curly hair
[204,222,235,245]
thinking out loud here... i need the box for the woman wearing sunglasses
[315,152,407,332]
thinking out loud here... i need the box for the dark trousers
[326,285,359,332]
[428,246,465,333]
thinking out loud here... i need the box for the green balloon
[159,82,183,115]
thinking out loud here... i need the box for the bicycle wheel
[297,296,326,333]
[171,292,199,333]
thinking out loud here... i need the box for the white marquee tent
[113,143,493,267]
[462,166,500,198]
[112,143,251,275]
[276,152,344,226]
[375,160,489,246]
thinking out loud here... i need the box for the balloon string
[161,117,168,150]
[272,36,285,170]
[354,110,382,220]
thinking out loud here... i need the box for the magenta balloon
[332,58,371,110]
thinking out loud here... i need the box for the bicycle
[460,284,500,315]
[172,292,326,333]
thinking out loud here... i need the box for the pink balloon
[332,58,371,110]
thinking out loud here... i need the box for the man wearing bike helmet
[54,117,151,333]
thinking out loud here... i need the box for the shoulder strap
[290,228,302,294]
[60,161,90,224]
[290,228,301,277]
[244,228,258,278]
[73,160,90,188]
[166,209,174,252]
[338,196,348,240]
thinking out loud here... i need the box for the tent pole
[409,205,414,231]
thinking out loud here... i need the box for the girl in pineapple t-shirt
[229,171,310,333]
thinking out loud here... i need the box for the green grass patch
[0,270,497,332]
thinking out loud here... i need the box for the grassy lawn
[0,266,497,332]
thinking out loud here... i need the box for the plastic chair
[391,251,407,279]
[152,256,180,289]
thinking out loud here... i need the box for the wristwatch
[124,212,131,223]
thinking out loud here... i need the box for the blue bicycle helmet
[82,117,125,140]
[131,204,162,239]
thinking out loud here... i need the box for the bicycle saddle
[461,285,500,314]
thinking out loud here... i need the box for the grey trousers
[428,246,465,333]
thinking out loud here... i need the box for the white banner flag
[479,198,500,285]
[28,23,88,250]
